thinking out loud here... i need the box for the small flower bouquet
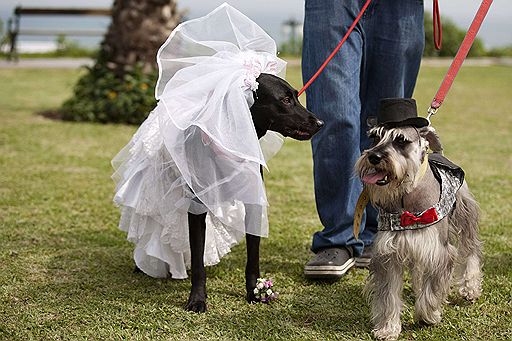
[253,278,279,303]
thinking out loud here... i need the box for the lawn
[0,62,511,340]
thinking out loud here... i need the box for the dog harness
[377,154,465,232]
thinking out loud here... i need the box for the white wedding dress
[112,3,286,279]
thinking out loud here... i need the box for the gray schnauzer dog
[354,98,483,341]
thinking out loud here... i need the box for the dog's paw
[373,329,399,341]
[415,309,442,325]
[457,260,483,302]
[185,300,207,313]
[246,290,260,304]
[372,322,401,341]
[459,283,482,302]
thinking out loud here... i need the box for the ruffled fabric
[112,3,286,279]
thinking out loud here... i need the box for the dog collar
[353,155,428,239]
[377,163,463,232]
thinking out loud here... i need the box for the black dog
[182,74,323,312]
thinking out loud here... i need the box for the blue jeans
[302,0,424,256]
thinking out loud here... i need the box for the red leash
[428,0,493,119]
[298,0,372,97]
[298,0,493,119]
[433,0,443,50]
[298,0,442,96]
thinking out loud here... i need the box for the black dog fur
[137,73,323,313]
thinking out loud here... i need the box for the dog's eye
[395,135,410,145]
[281,97,292,105]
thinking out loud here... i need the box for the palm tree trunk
[60,0,181,124]
[101,0,181,75]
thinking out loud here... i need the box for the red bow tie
[400,207,439,227]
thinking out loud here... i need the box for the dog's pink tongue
[362,171,387,184]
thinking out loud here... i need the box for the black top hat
[376,98,429,128]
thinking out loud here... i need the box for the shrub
[59,0,179,125]
[424,12,486,57]
[60,54,157,125]
[487,45,512,57]
[55,34,97,58]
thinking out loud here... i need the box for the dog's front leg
[244,166,264,303]
[414,238,456,325]
[245,233,260,303]
[367,251,404,341]
[245,194,263,303]
[185,212,208,313]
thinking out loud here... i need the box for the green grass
[0,63,511,340]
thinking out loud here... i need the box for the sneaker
[355,244,373,268]
[304,247,355,280]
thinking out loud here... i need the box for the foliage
[279,38,302,57]
[0,31,96,59]
[54,34,97,58]
[0,18,7,52]
[60,53,157,124]
[58,0,179,124]
[3,50,98,59]
[424,12,486,57]
[280,13,489,58]
[0,65,511,340]
[487,45,512,57]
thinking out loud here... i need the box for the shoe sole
[354,257,371,268]
[304,258,356,279]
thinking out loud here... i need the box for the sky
[0,0,511,48]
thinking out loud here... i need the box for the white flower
[253,288,259,294]
[256,282,265,290]
[266,289,273,296]
[244,75,259,92]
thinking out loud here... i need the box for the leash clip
[426,106,438,122]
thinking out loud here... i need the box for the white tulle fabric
[112,3,286,279]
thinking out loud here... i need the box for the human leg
[357,0,425,248]
[302,0,368,263]
[360,0,425,114]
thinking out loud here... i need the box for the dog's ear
[366,116,378,128]
[419,126,443,153]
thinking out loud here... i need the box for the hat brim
[380,117,429,128]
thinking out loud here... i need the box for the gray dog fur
[355,125,483,341]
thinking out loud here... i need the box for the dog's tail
[450,182,483,301]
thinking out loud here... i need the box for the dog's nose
[315,119,324,128]
[369,152,383,165]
